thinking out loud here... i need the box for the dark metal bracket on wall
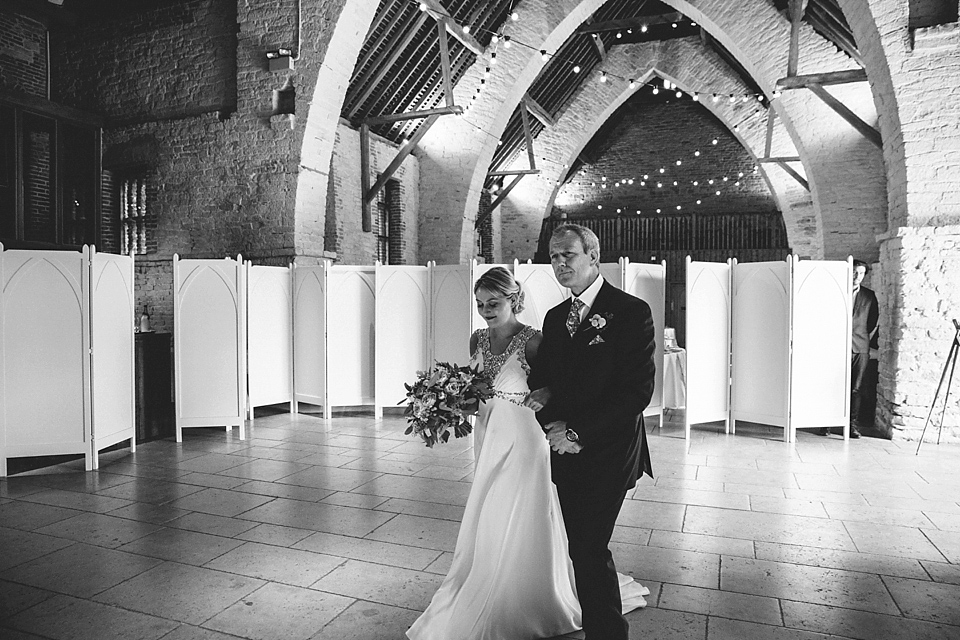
[359,1,484,232]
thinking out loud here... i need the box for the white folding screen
[685,259,733,437]
[790,257,852,436]
[731,260,791,440]
[599,262,623,289]
[430,263,471,366]
[326,266,376,411]
[293,263,327,414]
[514,262,569,330]
[0,247,91,475]
[246,264,294,418]
[624,260,667,421]
[174,255,246,441]
[375,265,430,417]
[89,249,136,463]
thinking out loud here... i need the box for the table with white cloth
[662,347,686,409]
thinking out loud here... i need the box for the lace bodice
[471,325,536,392]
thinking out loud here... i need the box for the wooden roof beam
[523,94,555,127]
[807,83,882,148]
[776,68,867,89]
[364,114,440,205]
[591,33,607,60]
[476,174,525,228]
[418,0,485,56]
[787,0,810,77]
[577,13,687,36]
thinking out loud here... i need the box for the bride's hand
[523,387,551,412]
[462,399,480,416]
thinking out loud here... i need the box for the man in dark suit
[526,224,655,640]
[818,259,878,438]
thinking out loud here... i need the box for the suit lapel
[574,281,614,343]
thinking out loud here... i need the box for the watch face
[565,429,578,442]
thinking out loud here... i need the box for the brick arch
[413,0,886,264]
[294,1,380,261]
[497,37,822,262]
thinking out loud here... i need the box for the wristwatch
[565,429,580,443]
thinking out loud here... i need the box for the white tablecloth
[663,348,686,409]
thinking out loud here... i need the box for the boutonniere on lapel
[587,312,612,345]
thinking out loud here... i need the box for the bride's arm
[523,332,551,411]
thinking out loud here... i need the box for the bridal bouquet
[401,362,495,447]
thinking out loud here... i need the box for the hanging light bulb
[511,11,519,21]
[597,205,603,210]
[616,31,622,38]
[463,25,471,34]
[491,34,499,44]
[676,90,682,98]
[694,150,700,156]
[729,94,737,103]
[629,78,636,88]
[696,199,702,204]
[641,24,648,32]
[712,138,718,145]
[692,92,699,101]
[540,50,548,61]
[693,181,699,186]
[419,2,427,10]
[503,36,512,48]
[715,190,721,195]
[659,168,665,173]
[490,53,497,65]
[664,80,671,90]
[672,22,678,28]
[676,205,682,210]
[484,66,491,78]
[573,65,581,73]
[676,160,682,166]
[600,72,607,83]
[712,93,719,102]
[741,95,750,103]
[652,86,659,95]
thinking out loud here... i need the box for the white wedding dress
[407,326,646,640]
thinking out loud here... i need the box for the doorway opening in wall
[375,177,402,265]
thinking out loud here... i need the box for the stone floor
[2,409,960,640]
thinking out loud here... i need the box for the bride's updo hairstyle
[474,267,525,314]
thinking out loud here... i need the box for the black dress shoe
[849,427,861,439]
[815,427,829,436]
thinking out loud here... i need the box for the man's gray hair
[551,223,600,256]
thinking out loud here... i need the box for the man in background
[819,259,878,438]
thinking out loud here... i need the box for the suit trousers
[851,352,870,425]
[556,484,629,640]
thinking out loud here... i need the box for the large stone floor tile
[617,499,688,531]
[722,556,898,615]
[166,487,275,518]
[235,523,315,547]
[6,594,178,640]
[176,472,249,490]
[921,560,960,585]
[215,459,315,482]
[174,453,247,475]
[372,497,465,521]
[34,512,162,549]
[17,489,133,514]
[237,497,396,536]
[274,467,382,492]
[824,502,936,528]
[843,521,947,561]
[94,562,264,625]
[166,511,260,537]
[309,600,421,640]
[364,513,461,552]
[0,526,75,571]
[203,582,352,640]
[204,541,343,587]
[623,606,706,640]
[0,543,162,598]
[106,502,192,525]
[117,527,245,566]
[749,496,830,518]
[706,616,837,640]
[754,541,930,580]
[923,527,960,563]
[683,505,856,550]
[862,493,960,514]
[319,490,390,509]
[612,542,721,589]
[883,575,960,626]
[310,559,443,610]
[0,500,82,532]
[0,578,57,618]
[630,485,750,510]
[234,480,334,502]
[781,599,960,640]
[155,625,244,640]
[95,479,206,505]
[659,583,782,625]
[781,487,868,505]
[352,474,472,506]
[648,530,755,558]
[294,530,442,570]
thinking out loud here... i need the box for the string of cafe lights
[415,3,782,111]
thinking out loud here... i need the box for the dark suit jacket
[852,286,879,354]
[529,280,656,492]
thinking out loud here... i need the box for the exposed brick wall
[555,102,774,218]
[326,121,419,265]
[908,0,958,29]
[0,11,46,98]
[51,0,237,122]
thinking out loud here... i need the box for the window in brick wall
[0,101,101,250]
[375,177,403,265]
[119,173,152,255]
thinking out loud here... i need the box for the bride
[406,267,646,640]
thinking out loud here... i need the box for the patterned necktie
[566,298,584,337]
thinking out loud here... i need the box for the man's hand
[523,387,551,412]
[545,421,582,454]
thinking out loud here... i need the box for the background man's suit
[530,279,656,640]
[851,285,879,427]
